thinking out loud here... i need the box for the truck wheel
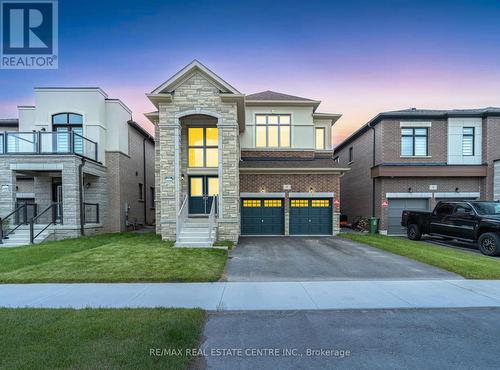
[407,224,422,241]
[478,233,500,256]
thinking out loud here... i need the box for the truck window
[453,203,473,215]
[435,203,454,216]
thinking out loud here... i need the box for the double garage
[240,194,333,236]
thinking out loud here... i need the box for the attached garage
[241,198,284,235]
[289,198,332,235]
[494,160,500,201]
[387,198,429,235]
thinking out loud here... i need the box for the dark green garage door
[290,198,332,235]
[241,199,284,235]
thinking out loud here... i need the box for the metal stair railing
[29,203,62,244]
[0,203,37,244]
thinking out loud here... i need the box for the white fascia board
[434,192,480,198]
[400,121,432,127]
[385,192,432,198]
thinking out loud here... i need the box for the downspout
[370,123,376,218]
[78,158,85,236]
[142,137,147,225]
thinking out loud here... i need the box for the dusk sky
[1,0,499,144]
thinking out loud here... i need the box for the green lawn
[341,233,500,279]
[0,232,227,283]
[0,308,205,370]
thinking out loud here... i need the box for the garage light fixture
[309,186,315,193]
[260,186,266,193]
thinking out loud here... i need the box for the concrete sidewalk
[1,280,500,311]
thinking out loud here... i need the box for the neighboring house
[146,60,348,246]
[334,108,500,235]
[0,88,154,246]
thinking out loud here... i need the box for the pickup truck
[401,201,500,256]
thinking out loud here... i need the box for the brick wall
[241,150,315,159]
[482,116,500,199]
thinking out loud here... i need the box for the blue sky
[1,0,499,141]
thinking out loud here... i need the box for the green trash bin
[369,217,379,234]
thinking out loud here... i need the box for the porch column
[217,120,240,242]
[33,176,52,224]
[61,159,81,232]
[0,163,15,219]
[158,108,181,241]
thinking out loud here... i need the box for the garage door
[388,198,429,235]
[290,198,332,235]
[241,199,284,235]
[495,161,500,201]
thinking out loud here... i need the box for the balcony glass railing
[0,131,98,161]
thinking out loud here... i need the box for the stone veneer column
[217,122,240,242]
[33,176,52,224]
[61,159,81,231]
[0,162,15,219]
[158,107,181,241]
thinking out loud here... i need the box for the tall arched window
[52,113,83,154]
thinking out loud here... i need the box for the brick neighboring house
[146,60,349,246]
[0,88,155,246]
[334,108,500,235]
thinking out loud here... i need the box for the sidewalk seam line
[216,283,227,311]
[300,282,319,309]
[444,280,500,304]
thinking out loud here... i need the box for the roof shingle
[246,90,315,101]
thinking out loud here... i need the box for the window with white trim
[315,127,325,150]
[255,114,290,148]
[401,128,428,156]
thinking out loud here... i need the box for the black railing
[0,131,98,161]
[30,203,62,244]
[15,202,37,225]
[83,203,100,224]
[0,203,36,243]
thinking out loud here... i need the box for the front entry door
[189,176,218,214]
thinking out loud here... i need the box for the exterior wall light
[309,186,314,193]
[181,174,185,181]
[260,186,266,193]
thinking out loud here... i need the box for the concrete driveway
[224,237,459,281]
[195,308,500,370]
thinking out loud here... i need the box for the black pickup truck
[401,201,500,256]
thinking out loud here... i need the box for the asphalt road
[195,308,500,370]
[224,237,459,281]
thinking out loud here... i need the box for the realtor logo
[1,0,58,69]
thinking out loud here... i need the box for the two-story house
[334,108,500,235]
[0,88,155,246]
[146,60,348,246]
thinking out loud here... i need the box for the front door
[52,178,63,221]
[189,176,218,215]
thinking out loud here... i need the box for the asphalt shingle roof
[246,90,315,101]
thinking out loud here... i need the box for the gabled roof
[246,90,315,101]
[334,106,500,153]
[150,60,241,95]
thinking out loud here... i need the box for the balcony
[0,131,98,161]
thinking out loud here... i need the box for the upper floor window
[52,113,84,154]
[52,113,83,125]
[401,128,428,156]
[188,127,218,168]
[315,127,325,150]
[462,127,475,156]
[348,147,353,163]
[255,114,290,148]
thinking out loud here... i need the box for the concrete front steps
[0,225,53,248]
[175,217,216,248]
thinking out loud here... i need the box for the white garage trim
[434,192,480,198]
[386,192,432,199]
[16,192,35,198]
[289,192,334,198]
[240,192,285,198]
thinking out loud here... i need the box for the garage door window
[264,199,282,207]
[312,199,330,207]
[243,199,261,207]
[291,199,308,207]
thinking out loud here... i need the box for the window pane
[401,136,413,156]
[188,148,204,167]
[463,136,474,155]
[279,115,290,125]
[415,128,427,136]
[206,127,218,146]
[52,114,68,124]
[206,148,218,167]
[463,127,474,135]
[401,128,413,136]
[414,136,427,156]
[280,126,290,147]
[256,115,266,124]
[208,178,219,196]
[315,128,325,150]
[190,178,203,196]
[68,114,83,124]
[268,115,278,124]
[256,126,267,147]
[188,128,204,146]
[268,126,279,147]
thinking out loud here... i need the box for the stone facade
[156,71,240,242]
